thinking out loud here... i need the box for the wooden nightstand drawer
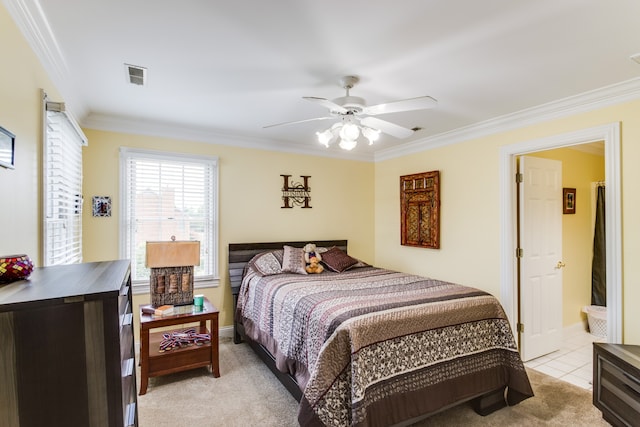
[594,343,640,427]
[598,358,640,422]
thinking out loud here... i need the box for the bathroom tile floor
[524,328,606,391]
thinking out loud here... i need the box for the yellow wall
[4,2,640,346]
[527,148,604,327]
[0,5,62,264]
[81,129,375,331]
[375,99,640,344]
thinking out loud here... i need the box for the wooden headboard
[228,240,348,290]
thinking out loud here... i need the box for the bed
[229,240,533,427]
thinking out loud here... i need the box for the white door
[519,156,564,362]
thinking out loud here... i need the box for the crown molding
[4,0,89,118]
[374,77,640,162]
[82,113,374,162]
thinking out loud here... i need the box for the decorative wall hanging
[92,196,112,217]
[563,188,576,214]
[281,174,312,208]
[0,126,16,169]
[400,171,440,248]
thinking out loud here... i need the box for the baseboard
[219,325,234,339]
[564,320,588,336]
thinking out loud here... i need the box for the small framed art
[92,196,112,217]
[563,188,576,214]
[0,126,16,169]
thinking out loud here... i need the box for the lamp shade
[145,241,201,267]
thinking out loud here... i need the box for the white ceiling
[6,0,640,160]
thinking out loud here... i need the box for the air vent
[125,64,147,86]
[411,127,423,132]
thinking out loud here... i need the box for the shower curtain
[591,184,606,306]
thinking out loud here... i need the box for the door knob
[555,261,566,269]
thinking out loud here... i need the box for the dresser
[0,260,138,427]
[593,342,640,427]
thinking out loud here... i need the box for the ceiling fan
[264,76,437,150]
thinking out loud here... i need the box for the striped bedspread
[237,265,533,427]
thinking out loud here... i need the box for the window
[120,148,218,291]
[43,97,87,266]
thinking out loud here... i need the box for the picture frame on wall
[563,188,576,214]
[0,126,16,169]
[400,170,440,248]
[92,196,112,217]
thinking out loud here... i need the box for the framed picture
[92,196,112,217]
[563,188,576,214]
[400,170,440,248]
[0,126,16,169]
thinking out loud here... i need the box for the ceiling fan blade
[360,116,414,139]
[363,96,437,116]
[263,116,333,129]
[303,96,349,114]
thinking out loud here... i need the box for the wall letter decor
[400,171,440,248]
[281,175,311,208]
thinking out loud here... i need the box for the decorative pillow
[346,259,370,270]
[248,251,282,276]
[321,247,358,273]
[281,245,307,275]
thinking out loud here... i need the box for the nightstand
[139,297,220,395]
[593,342,640,426]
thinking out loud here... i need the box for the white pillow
[248,251,282,276]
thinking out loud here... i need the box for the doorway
[499,123,622,347]
[517,155,564,362]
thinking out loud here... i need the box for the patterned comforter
[237,265,533,427]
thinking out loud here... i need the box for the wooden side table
[139,297,220,395]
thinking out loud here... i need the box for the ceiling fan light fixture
[269,75,437,152]
[316,122,382,150]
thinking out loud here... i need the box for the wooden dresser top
[0,260,130,310]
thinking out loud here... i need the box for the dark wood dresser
[0,260,138,427]
[593,342,640,427]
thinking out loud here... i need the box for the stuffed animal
[305,256,324,274]
[303,243,323,264]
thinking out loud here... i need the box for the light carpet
[137,337,608,426]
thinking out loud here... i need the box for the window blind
[43,105,86,266]
[120,148,218,285]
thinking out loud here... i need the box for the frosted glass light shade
[316,129,334,147]
[339,138,357,150]
[339,122,360,141]
[362,127,381,144]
